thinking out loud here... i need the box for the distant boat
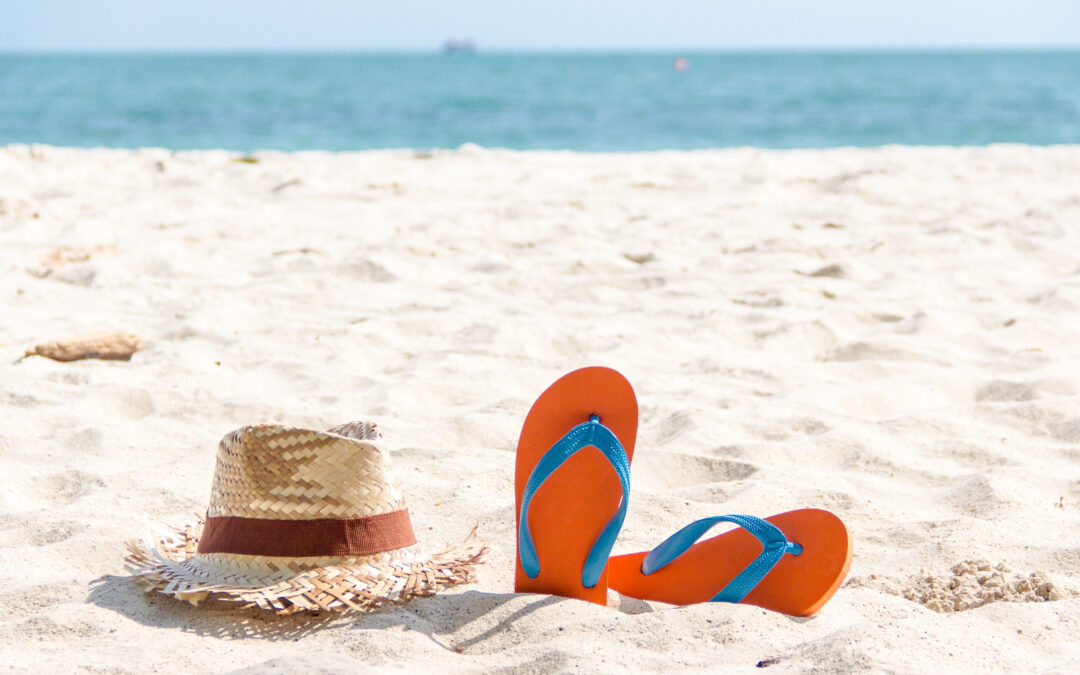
[442,38,477,54]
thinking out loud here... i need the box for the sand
[1,144,1078,672]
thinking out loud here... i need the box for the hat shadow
[88,574,352,639]
[88,575,581,647]
[346,590,569,652]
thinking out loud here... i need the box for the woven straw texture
[207,421,403,520]
[125,421,486,614]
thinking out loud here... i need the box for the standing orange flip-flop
[608,508,852,616]
[515,367,638,605]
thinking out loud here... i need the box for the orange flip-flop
[608,509,852,616]
[515,367,638,605]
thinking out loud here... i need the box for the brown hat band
[196,508,418,557]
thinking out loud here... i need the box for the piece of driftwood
[21,333,144,362]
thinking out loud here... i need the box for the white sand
[1,144,1079,672]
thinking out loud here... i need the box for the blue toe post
[518,414,632,588]
[641,514,802,603]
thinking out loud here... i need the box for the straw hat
[125,421,485,614]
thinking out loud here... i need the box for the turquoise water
[2,51,1079,151]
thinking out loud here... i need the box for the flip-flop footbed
[608,508,852,616]
[515,367,638,605]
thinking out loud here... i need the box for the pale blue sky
[2,0,1078,51]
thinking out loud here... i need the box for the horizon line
[2,44,1080,55]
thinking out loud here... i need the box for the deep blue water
[1,51,1078,150]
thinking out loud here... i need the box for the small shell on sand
[22,333,144,362]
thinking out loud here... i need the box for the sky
[1,0,1078,51]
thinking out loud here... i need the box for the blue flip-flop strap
[518,415,631,588]
[640,514,803,604]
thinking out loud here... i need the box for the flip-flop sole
[608,508,852,616]
[515,367,638,605]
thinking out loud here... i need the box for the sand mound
[904,560,1063,613]
[854,560,1065,613]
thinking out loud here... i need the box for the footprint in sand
[340,259,396,283]
[940,474,1002,518]
[8,615,107,641]
[745,416,831,442]
[28,469,106,508]
[823,341,948,366]
[639,410,696,447]
[975,380,1037,402]
[756,320,838,358]
[51,263,98,287]
[88,387,155,422]
[927,440,1009,469]
[0,580,85,615]
[21,520,82,546]
[66,427,104,454]
[634,452,758,492]
[1050,418,1080,443]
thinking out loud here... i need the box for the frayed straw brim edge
[124,520,487,615]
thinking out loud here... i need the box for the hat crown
[205,422,405,520]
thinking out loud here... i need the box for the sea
[1,51,1078,151]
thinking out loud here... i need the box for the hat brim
[125,517,486,614]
